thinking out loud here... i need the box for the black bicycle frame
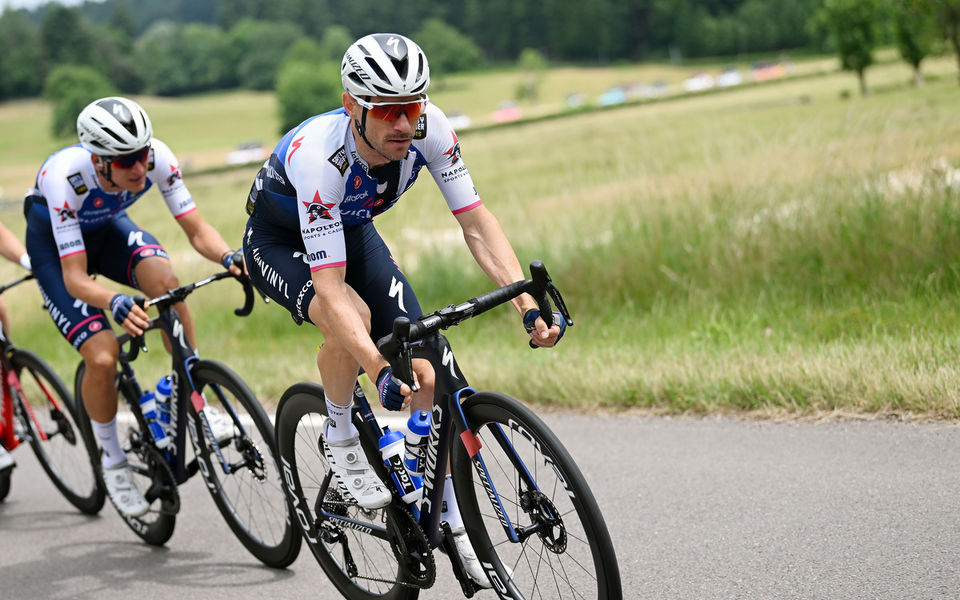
[115,270,254,484]
[314,261,572,549]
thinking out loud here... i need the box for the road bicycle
[0,274,104,512]
[275,261,621,599]
[73,265,301,568]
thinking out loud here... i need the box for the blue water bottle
[155,375,173,437]
[379,428,422,504]
[404,410,431,477]
[139,390,171,450]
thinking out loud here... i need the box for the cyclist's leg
[343,222,435,411]
[94,214,192,351]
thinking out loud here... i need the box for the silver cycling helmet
[341,33,430,98]
[77,96,153,156]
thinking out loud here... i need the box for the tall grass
[1,54,960,417]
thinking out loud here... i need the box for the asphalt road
[1,413,959,599]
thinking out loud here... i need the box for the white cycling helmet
[341,33,430,98]
[77,96,153,156]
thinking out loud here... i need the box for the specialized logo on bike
[302,192,335,223]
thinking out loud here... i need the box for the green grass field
[2,52,960,418]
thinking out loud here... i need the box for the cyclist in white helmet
[24,97,243,518]
[0,219,30,474]
[242,33,565,587]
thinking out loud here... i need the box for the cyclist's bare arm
[454,204,562,347]
[176,211,241,276]
[0,221,27,266]
[61,253,149,335]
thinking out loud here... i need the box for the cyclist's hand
[220,249,245,277]
[376,366,412,411]
[523,309,566,348]
[110,293,149,336]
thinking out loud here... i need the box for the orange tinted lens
[370,101,424,122]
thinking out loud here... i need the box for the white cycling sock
[441,474,464,530]
[325,395,356,443]
[91,417,125,469]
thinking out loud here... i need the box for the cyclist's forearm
[459,207,537,315]
[63,269,122,310]
[178,211,233,265]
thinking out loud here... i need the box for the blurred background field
[2,52,960,417]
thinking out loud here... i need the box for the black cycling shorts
[242,219,422,342]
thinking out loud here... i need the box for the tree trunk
[913,63,925,86]
[858,69,868,95]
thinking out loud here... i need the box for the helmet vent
[364,57,388,83]
[393,56,409,79]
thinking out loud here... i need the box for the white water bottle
[379,428,422,504]
[139,390,171,449]
[404,410,431,477]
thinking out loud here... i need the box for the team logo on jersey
[166,163,182,186]
[66,173,88,195]
[443,132,461,165]
[328,146,348,175]
[89,321,102,332]
[94,198,104,207]
[55,201,76,222]
[288,136,305,165]
[353,176,362,189]
[413,114,427,140]
[302,191,335,223]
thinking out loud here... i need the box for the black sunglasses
[106,146,151,169]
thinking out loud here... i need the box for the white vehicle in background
[226,141,266,166]
[717,67,743,87]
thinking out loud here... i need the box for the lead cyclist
[242,33,565,587]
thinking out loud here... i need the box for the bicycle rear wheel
[13,349,103,514]
[275,383,419,600]
[189,359,300,568]
[451,392,622,600]
[74,363,177,545]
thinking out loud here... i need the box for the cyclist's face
[344,93,418,164]
[92,151,149,192]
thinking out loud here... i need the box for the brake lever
[390,317,419,392]
[133,295,148,354]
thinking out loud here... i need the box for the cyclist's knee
[79,332,119,373]
[135,259,179,296]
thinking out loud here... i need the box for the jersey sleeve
[37,160,86,258]
[422,105,482,215]
[148,139,196,219]
[285,133,347,272]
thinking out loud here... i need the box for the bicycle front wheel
[189,359,300,568]
[275,383,419,600]
[451,392,622,600]
[13,349,104,514]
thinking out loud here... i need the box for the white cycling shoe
[452,527,493,588]
[0,445,15,472]
[103,462,150,518]
[203,406,235,444]
[322,420,391,510]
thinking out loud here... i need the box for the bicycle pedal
[439,522,479,598]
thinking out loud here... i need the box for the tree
[415,19,483,80]
[893,0,941,85]
[515,48,547,103]
[43,65,117,138]
[0,11,44,100]
[929,0,960,85]
[275,59,342,133]
[821,0,882,95]
[226,19,302,90]
[319,25,353,62]
[41,6,97,68]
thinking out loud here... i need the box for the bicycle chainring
[387,504,436,588]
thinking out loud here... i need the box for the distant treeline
[0,0,832,101]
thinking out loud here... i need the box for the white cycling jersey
[27,139,195,258]
[247,103,481,271]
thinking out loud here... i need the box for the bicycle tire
[13,349,104,514]
[450,392,622,600]
[0,466,10,501]
[189,359,301,568]
[275,382,419,600]
[74,362,177,545]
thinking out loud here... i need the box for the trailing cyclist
[242,33,564,587]
[24,97,242,518]
[0,219,31,475]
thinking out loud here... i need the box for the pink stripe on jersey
[452,200,482,215]
[174,206,198,219]
[60,249,86,259]
[66,315,105,341]
[311,261,347,272]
